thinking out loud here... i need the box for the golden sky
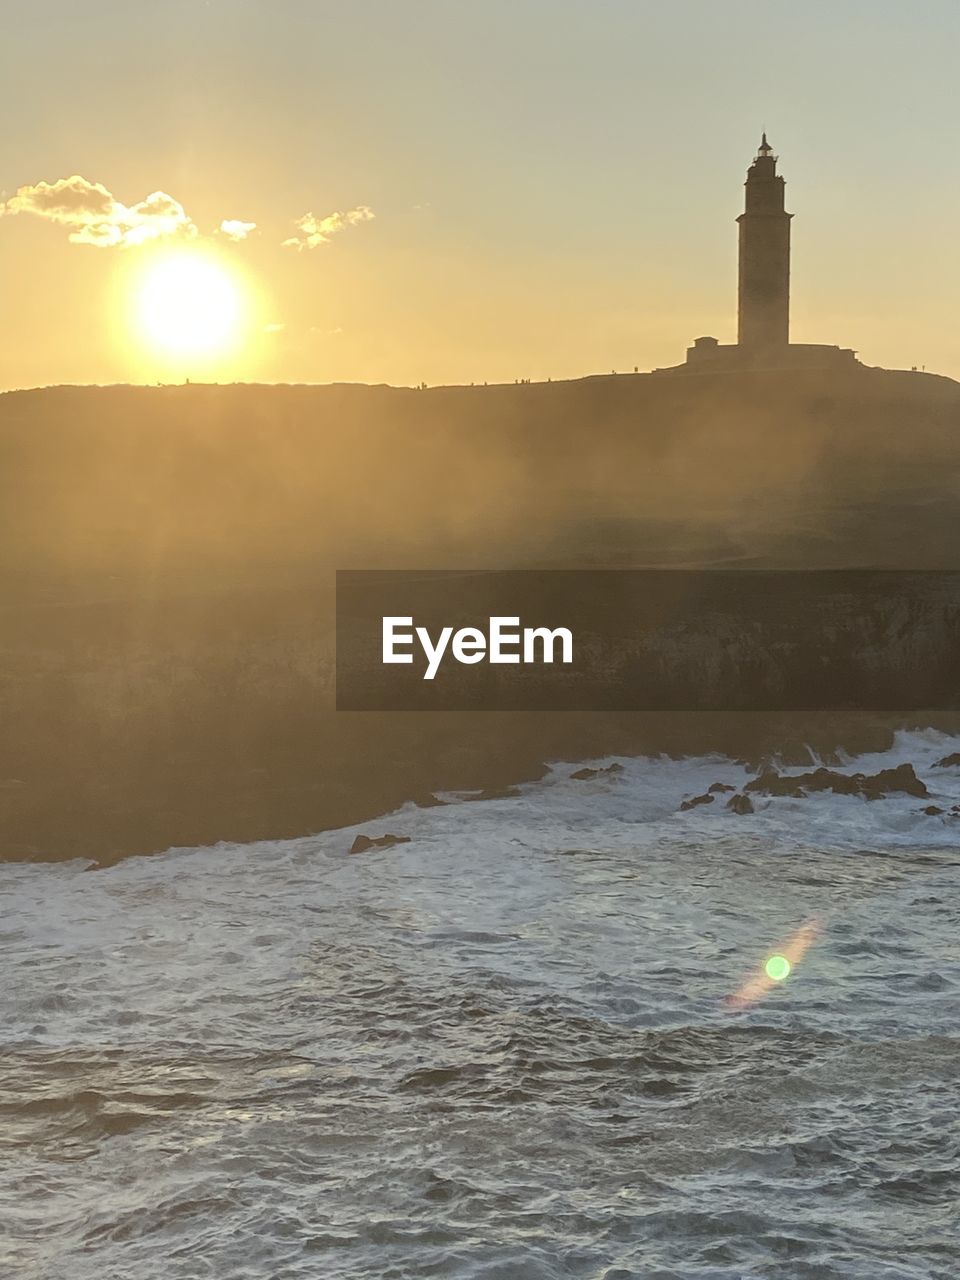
[2,0,959,390]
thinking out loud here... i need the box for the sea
[3,729,959,1279]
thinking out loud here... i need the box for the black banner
[336,570,960,711]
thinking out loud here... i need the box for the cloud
[219,218,257,241]
[1,175,197,247]
[263,322,285,334]
[282,205,374,250]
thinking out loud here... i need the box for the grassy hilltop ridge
[1,363,959,581]
[1,364,958,862]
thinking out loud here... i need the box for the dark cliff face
[1,365,958,862]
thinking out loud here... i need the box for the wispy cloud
[1,176,197,247]
[3,175,367,254]
[282,205,374,251]
[219,218,257,242]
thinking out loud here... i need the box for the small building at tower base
[683,336,858,372]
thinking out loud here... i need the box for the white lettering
[382,616,414,664]
[452,627,487,664]
[382,617,574,679]
[416,625,453,681]
[523,626,574,664]
[489,616,521,663]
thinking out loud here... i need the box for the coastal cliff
[2,363,958,862]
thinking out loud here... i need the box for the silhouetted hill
[1,364,958,862]
[2,363,959,583]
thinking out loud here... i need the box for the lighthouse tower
[736,133,792,350]
[678,135,856,372]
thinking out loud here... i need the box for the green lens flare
[765,954,792,982]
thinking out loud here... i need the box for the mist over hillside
[2,364,959,583]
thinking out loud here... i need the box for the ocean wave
[2,731,960,1277]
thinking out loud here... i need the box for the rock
[726,793,755,815]
[680,792,714,811]
[743,768,814,797]
[744,769,784,795]
[570,764,624,781]
[463,786,522,802]
[810,768,863,796]
[934,753,960,768]
[860,764,928,800]
[923,805,945,816]
[745,762,927,801]
[414,793,446,808]
[708,782,736,794]
[349,832,411,854]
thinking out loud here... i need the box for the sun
[133,250,248,363]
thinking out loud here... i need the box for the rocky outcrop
[726,793,755,815]
[349,833,411,854]
[680,792,714,811]
[745,762,927,800]
[570,764,624,781]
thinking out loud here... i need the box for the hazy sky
[2,0,959,389]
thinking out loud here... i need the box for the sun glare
[133,251,247,365]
